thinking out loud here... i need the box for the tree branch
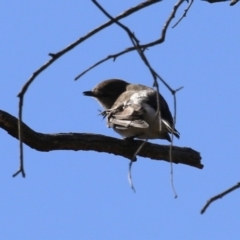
[76,0,186,82]
[202,0,239,5]
[201,182,240,214]
[0,109,203,169]
[172,0,194,28]
[92,0,158,85]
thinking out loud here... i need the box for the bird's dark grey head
[83,79,130,109]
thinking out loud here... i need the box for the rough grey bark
[0,110,203,169]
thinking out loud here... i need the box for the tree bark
[0,109,203,169]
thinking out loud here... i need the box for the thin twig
[201,182,240,214]
[172,0,194,28]
[170,91,177,198]
[128,140,148,193]
[172,86,184,124]
[13,95,25,177]
[169,86,184,197]
[168,87,183,198]
[230,0,239,6]
[169,137,178,198]
[128,161,136,193]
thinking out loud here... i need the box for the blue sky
[1,1,240,239]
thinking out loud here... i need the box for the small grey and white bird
[83,79,180,142]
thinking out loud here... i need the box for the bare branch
[169,82,183,199]
[172,0,194,28]
[230,0,239,5]
[76,0,186,93]
[0,109,203,170]
[201,182,240,214]
[18,0,162,97]
[92,0,158,85]
[75,47,151,80]
[202,0,229,3]
[202,0,239,5]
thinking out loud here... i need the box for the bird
[83,79,180,142]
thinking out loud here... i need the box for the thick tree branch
[0,109,203,169]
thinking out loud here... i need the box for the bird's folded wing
[110,118,149,129]
[106,103,149,129]
[113,103,144,118]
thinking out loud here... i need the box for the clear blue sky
[1,1,240,239]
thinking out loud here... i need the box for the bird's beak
[83,91,94,97]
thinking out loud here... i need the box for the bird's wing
[102,103,149,129]
[111,118,148,129]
